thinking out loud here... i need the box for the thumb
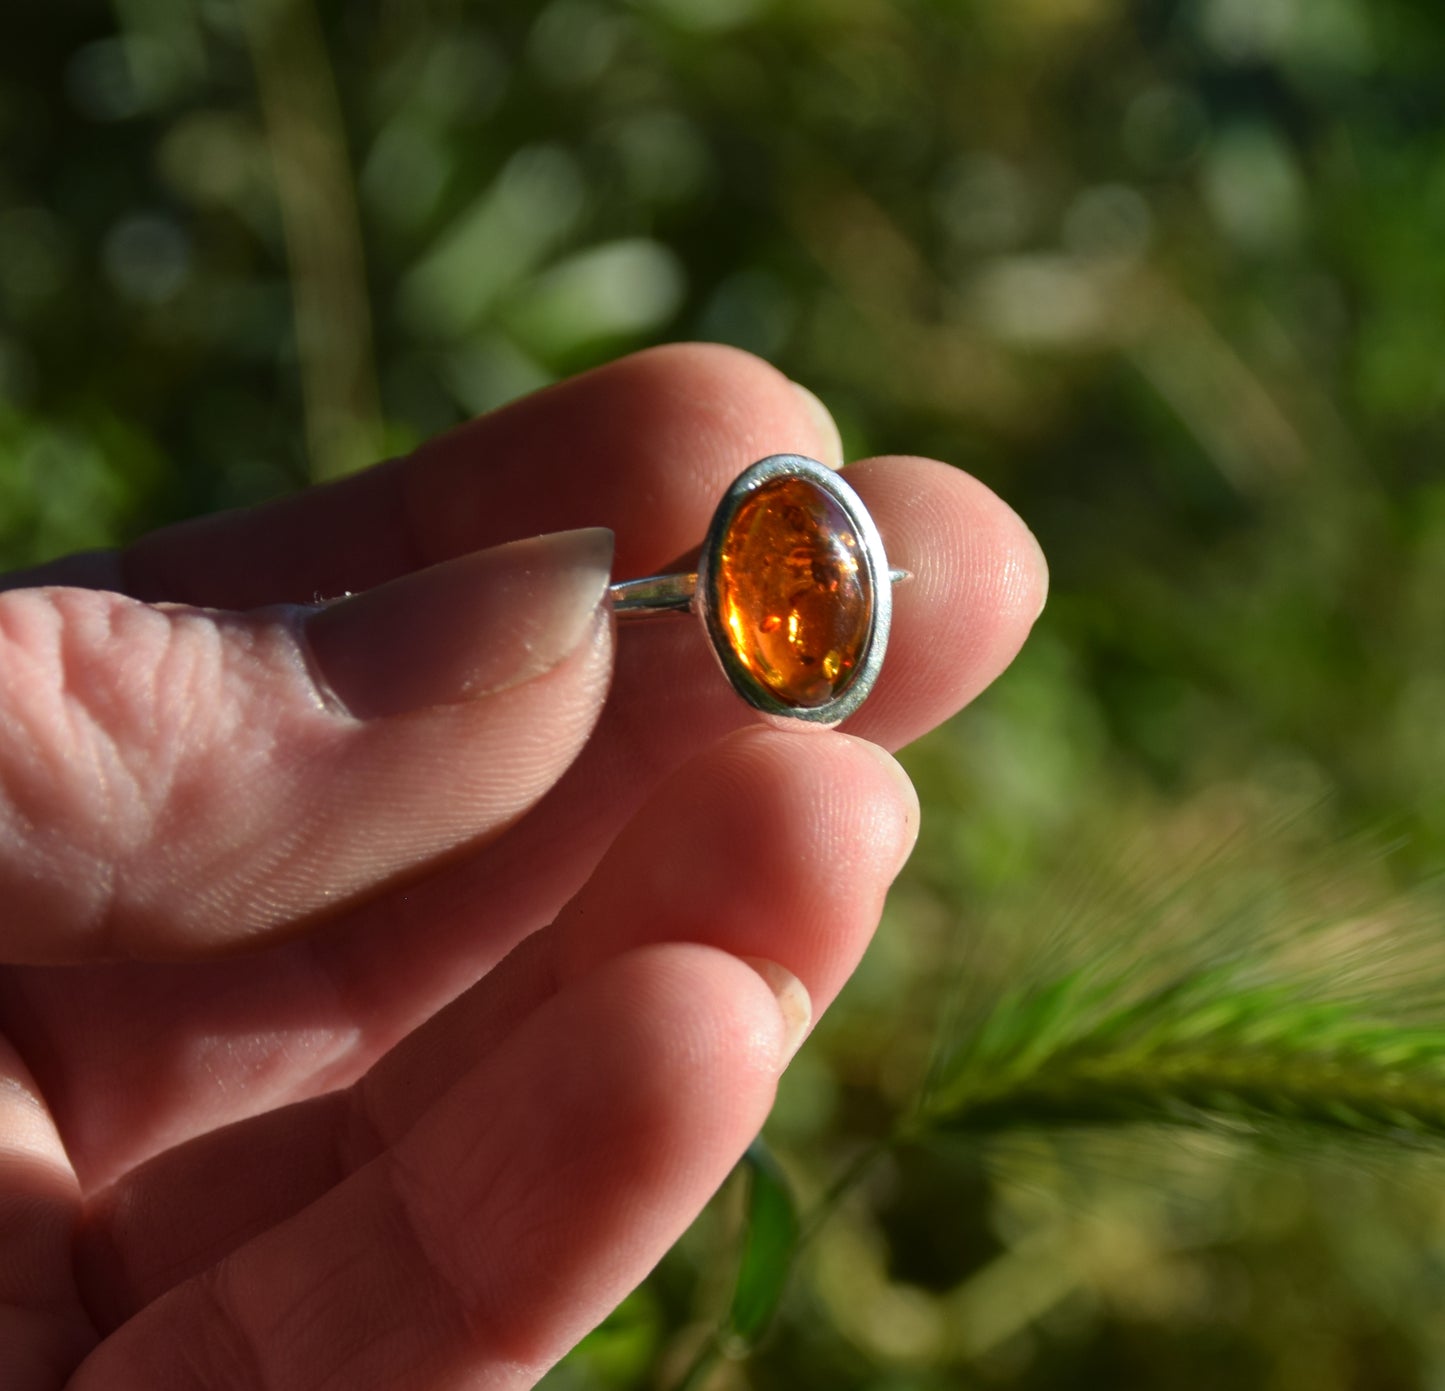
[0,528,613,963]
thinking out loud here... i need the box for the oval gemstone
[710,475,873,709]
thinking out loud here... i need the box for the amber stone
[710,476,873,709]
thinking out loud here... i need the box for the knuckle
[0,587,286,952]
[0,588,211,844]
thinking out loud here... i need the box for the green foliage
[0,405,160,569]
[928,930,1445,1143]
[550,1291,663,1390]
[726,1140,801,1347]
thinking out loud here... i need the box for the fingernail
[849,737,922,874]
[304,527,614,719]
[790,381,846,471]
[742,957,813,1063]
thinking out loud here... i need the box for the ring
[609,454,909,728]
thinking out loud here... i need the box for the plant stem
[670,1334,724,1391]
[243,0,384,480]
[930,1047,1445,1139]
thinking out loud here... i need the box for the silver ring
[609,454,909,728]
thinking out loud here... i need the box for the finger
[0,1034,95,1388]
[7,345,837,609]
[75,727,915,1326]
[1,454,1038,1177]
[0,529,613,961]
[71,944,798,1391]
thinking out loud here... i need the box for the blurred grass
[3,0,1445,1386]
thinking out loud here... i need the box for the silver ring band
[611,567,912,618]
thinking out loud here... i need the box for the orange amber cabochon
[709,474,873,709]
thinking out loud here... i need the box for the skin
[0,345,1047,1389]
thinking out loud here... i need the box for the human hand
[0,346,1046,1389]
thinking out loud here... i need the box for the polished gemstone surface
[711,475,873,708]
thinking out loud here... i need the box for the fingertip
[740,956,813,1063]
[854,453,1045,624]
[839,455,1049,747]
[556,723,920,1015]
[836,732,922,868]
[719,724,920,879]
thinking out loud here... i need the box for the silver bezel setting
[695,454,893,729]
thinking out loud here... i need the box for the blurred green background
[4,0,1445,1386]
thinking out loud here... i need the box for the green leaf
[558,1287,661,1387]
[725,1138,800,1348]
[920,845,1445,1147]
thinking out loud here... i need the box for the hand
[0,346,1046,1389]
